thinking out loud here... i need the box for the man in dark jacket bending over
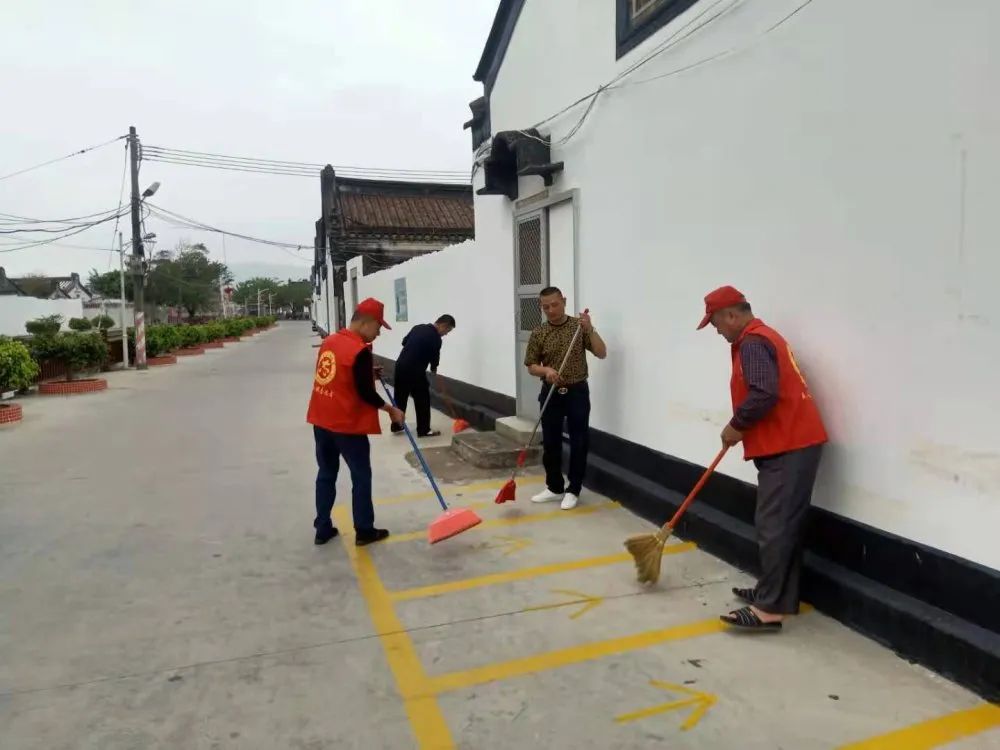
[390,314,456,437]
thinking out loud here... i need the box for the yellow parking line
[389,542,698,602]
[333,508,454,749]
[426,615,728,694]
[837,703,1000,749]
[376,476,545,506]
[383,501,617,544]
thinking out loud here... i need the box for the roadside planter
[0,337,38,423]
[38,379,107,395]
[177,346,205,356]
[31,332,109,396]
[147,354,178,366]
[0,401,22,425]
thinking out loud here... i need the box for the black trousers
[393,366,431,435]
[539,381,590,496]
[752,444,824,614]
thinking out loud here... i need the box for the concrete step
[494,415,540,446]
[451,430,541,470]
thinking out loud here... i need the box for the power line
[142,146,465,176]
[144,203,314,263]
[141,148,469,184]
[143,154,470,184]
[0,210,128,254]
[0,207,125,225]
[0,135,127,182]
[145,147,464,175]
[107,141,130,269]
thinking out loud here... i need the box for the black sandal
[732,587,757,605]
[720,606,782,631]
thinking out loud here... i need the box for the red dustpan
[380,378,481,543]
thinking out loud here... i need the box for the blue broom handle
[380,377,449,512]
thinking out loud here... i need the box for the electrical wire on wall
[475,0,821,171]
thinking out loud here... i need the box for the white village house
[313,0,1000,697]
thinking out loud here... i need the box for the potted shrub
[126,325,177,366]
[203,322,226,348]
[37,332,109,395]
[94,314,116,332]
[68,317,93,331]
[25,314,63,337]
[0,337,40,425]
[176,324,206,355]
[222,318,244,342]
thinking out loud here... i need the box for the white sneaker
[531,488,563,504]
[560,493,579,510]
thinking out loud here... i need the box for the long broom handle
[515,309,590,470]
[380,377,450,512]
[661,446,729,533]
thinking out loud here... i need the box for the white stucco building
[340,0,1000,697]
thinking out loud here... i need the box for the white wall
[0,297,84,336]
[82,301,134,329]
[460,0,1000,569]
[351,235,517,398]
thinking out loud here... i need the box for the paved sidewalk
[1,322,997,749]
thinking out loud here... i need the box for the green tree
[87,269,132,301]
[231,276,279,314]
[275,279,312,314]
[146,242,232,316]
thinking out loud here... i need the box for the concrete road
[1,322,997,749]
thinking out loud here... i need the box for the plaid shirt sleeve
[731,335,779,431]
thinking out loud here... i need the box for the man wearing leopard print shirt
[523,286,607,510]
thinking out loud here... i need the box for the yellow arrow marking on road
[524,589,605,619]
[615,680,717,731]
[486,535,533,556]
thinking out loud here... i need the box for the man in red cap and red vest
[307,298,404,546]
[698,286,828,631]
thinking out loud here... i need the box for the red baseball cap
[356,297,391,330]
[697,285,746,330]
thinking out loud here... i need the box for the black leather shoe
[355,528,390,546]
[314,527,339,545]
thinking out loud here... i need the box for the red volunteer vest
[731,319,828,460]
[306,329,382,435]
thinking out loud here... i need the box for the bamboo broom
[625,446,729,584]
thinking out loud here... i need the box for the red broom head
[494,479,516,504]
[428,507,482,544]
[452,418,471,433]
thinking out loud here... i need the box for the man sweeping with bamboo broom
[702,286,828,631]
[626,286,828,631]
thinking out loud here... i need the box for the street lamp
[131,180,161,369]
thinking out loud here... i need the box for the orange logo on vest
[315,351,337,386]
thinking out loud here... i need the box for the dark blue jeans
[539,381,591,496]
[313,426,375,533]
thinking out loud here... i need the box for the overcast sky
[0,0,496,282]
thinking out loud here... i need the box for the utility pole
[128,126,147,369]
[118,231,129,369]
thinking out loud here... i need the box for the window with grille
[519,297,543,333]
[517,218,543,286]
[616,0,701,59]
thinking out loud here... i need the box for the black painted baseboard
[368,354,1000,700]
